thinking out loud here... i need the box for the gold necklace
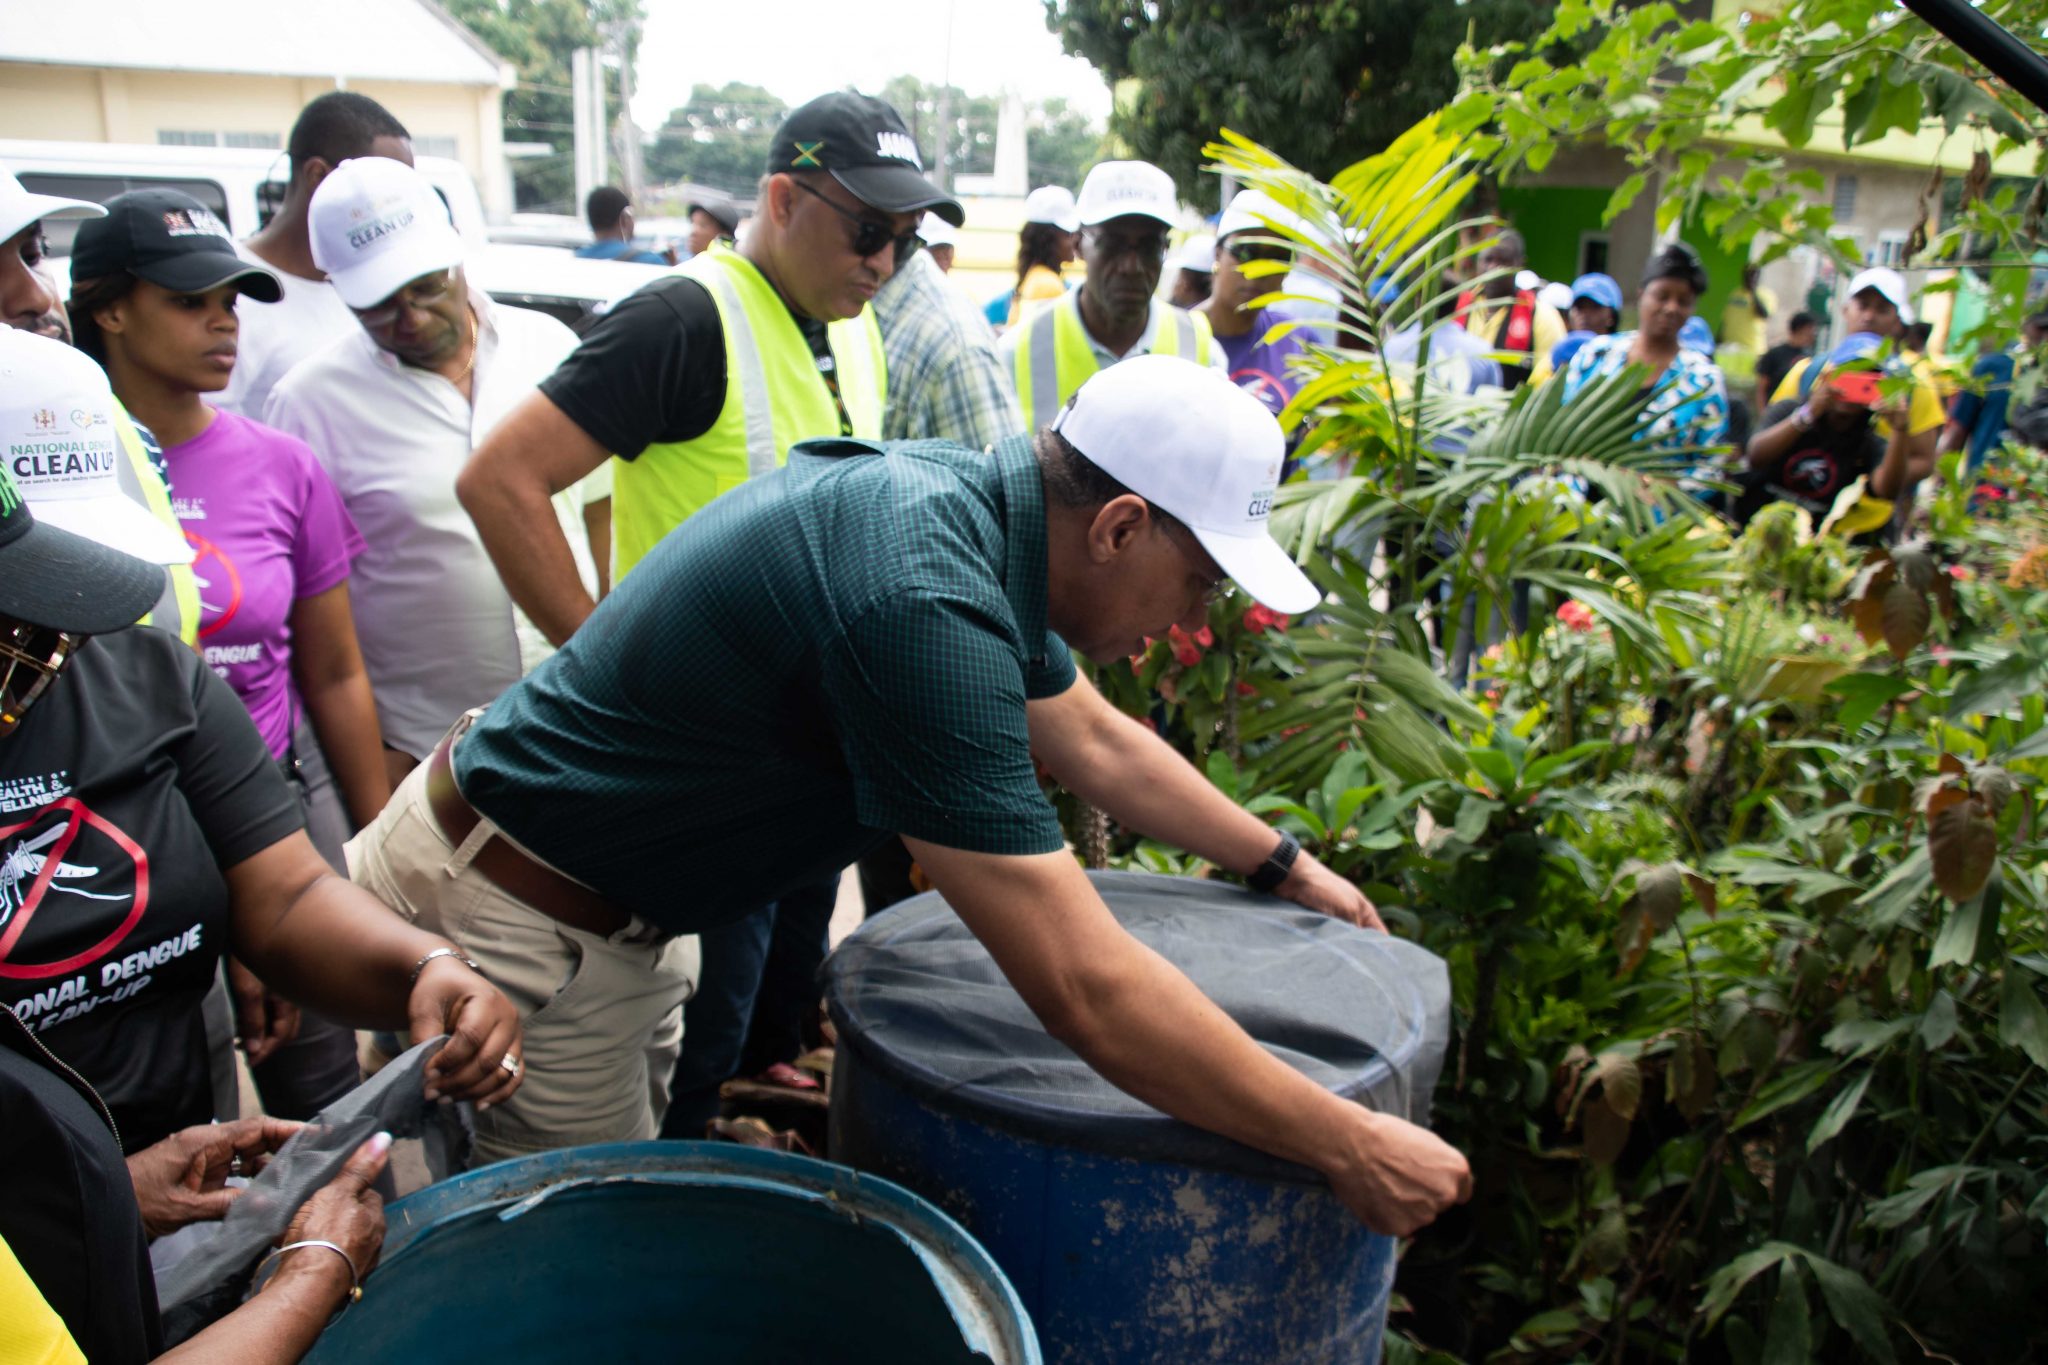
[457,307,479,382]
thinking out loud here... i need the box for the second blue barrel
[824,868,1452,1364]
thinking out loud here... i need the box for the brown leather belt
[425,729,631,939]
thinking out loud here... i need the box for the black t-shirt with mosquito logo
[0,627,302,1150]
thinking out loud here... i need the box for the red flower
[1946,564,1975,582]
[1242,604,1292,634]
[1194,624,1215,647]
[1556,600,1596,634]
[1168,625,1204,667]
[1236,681,1259,697]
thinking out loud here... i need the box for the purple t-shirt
[163,410,363,759]
[1215,306,1314,420]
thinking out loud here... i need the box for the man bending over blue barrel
[346,355,1473,1235]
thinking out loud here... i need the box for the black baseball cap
[71,189,282,301]
[768,93,964,227]
[0,463,164,634]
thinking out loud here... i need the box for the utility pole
[602,17,644,198]
[571,45,606,210]
[932,0,955,192]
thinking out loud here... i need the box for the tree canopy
[644,81,789,195]
[1043,0,1549,209]
[443,0,644,213]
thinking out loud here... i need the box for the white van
[1,139,664,328]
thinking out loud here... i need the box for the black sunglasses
[791,179,921,268]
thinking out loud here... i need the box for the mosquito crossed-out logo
[0,797,149,982]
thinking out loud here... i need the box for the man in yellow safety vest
[442,90,960,1155]
[1000,160,1224,430]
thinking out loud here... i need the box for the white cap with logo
[1846,266,1915,325]
[919,212,958,250]
[309,157,465,309]
[0,330,192,566]
[1076,161,1179,229]
[0,166,105,244]
[1051,354,1318,614]
[1022,185,1080,233]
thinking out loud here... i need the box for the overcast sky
[629,0,1114,128]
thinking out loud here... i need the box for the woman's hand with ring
[408,950,524,1110]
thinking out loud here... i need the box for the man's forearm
[457,472,597,645]
[1036,684,1279,875]
[910,844,1369,1173]
[1746,414,1804,469]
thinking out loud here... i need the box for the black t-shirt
[537,273,840,458]
[0,627,304,1151]
[0,1009,161,1364]
[1745,398,1886,518]
[1755,342,1810,399]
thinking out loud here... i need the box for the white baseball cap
[0,330,192,567]
[309,157,464,309]
[1172,234,1217,275]
[1846,266,1915,325]
[1051,355,1318,614]
[1076,161,1178,229]
[0,166,105,244]
[919,212,958,250]
[1216,189,1301,245]
[1022,185,1080,233]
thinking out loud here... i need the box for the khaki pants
[346,753,698,1166]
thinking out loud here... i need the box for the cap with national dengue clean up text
[0,166,106,244]
[769,92,964,227]
[71,189,281,302]
[1076,161,1179,229]
[0,329,191,601]
[309,157,465,310]
[1051,355,1319,614]
[1022,185,1080,233]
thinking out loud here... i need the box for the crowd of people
[5,71,2037,1361]
[1,86,1474,1362]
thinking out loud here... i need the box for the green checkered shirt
[455,434,1077,932]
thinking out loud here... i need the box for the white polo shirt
[263,289,605,757]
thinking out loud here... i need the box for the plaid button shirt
[873,249,1025,449]
[455,434,1077,932]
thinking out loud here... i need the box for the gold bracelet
[258,1238,362,1306]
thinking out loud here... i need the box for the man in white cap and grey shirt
[344,351,1474,1233]
[262,157,610,789]
[1000,161,1225,430]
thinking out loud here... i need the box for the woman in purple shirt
[68,189,389,1118]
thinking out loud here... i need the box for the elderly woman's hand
[126,1116,304,1238]
[269,1132,391,1310]
[408,954,525,1111]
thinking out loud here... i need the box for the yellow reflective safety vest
[112,404,200,647]
[611,244,888,579]
[1010,292,1215,431]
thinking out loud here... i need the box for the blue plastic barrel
[302,1141,1039,1364]
[824,869,1452,1365]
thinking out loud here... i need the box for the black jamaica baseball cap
[71,189,282,301]
[768,92,964,227]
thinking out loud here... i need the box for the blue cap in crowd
[1825,331,1886,369]
[1367,275,1403,307]
[1679,317,1715,353]
[1551,331,1596,371]
[1568,273,1623,314]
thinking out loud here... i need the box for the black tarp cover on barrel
[823,869,1452,1177]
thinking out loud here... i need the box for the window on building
[158,130,219,148]
[1874,231,1908,268]
[416,135,459,159]
[1832,174,1859,220]
[16,173,232,256]
[1577,233,1611,278]
[223,132,282,150]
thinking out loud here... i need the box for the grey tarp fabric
[822,869,1451,1179]
[156,1036,472,1342]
